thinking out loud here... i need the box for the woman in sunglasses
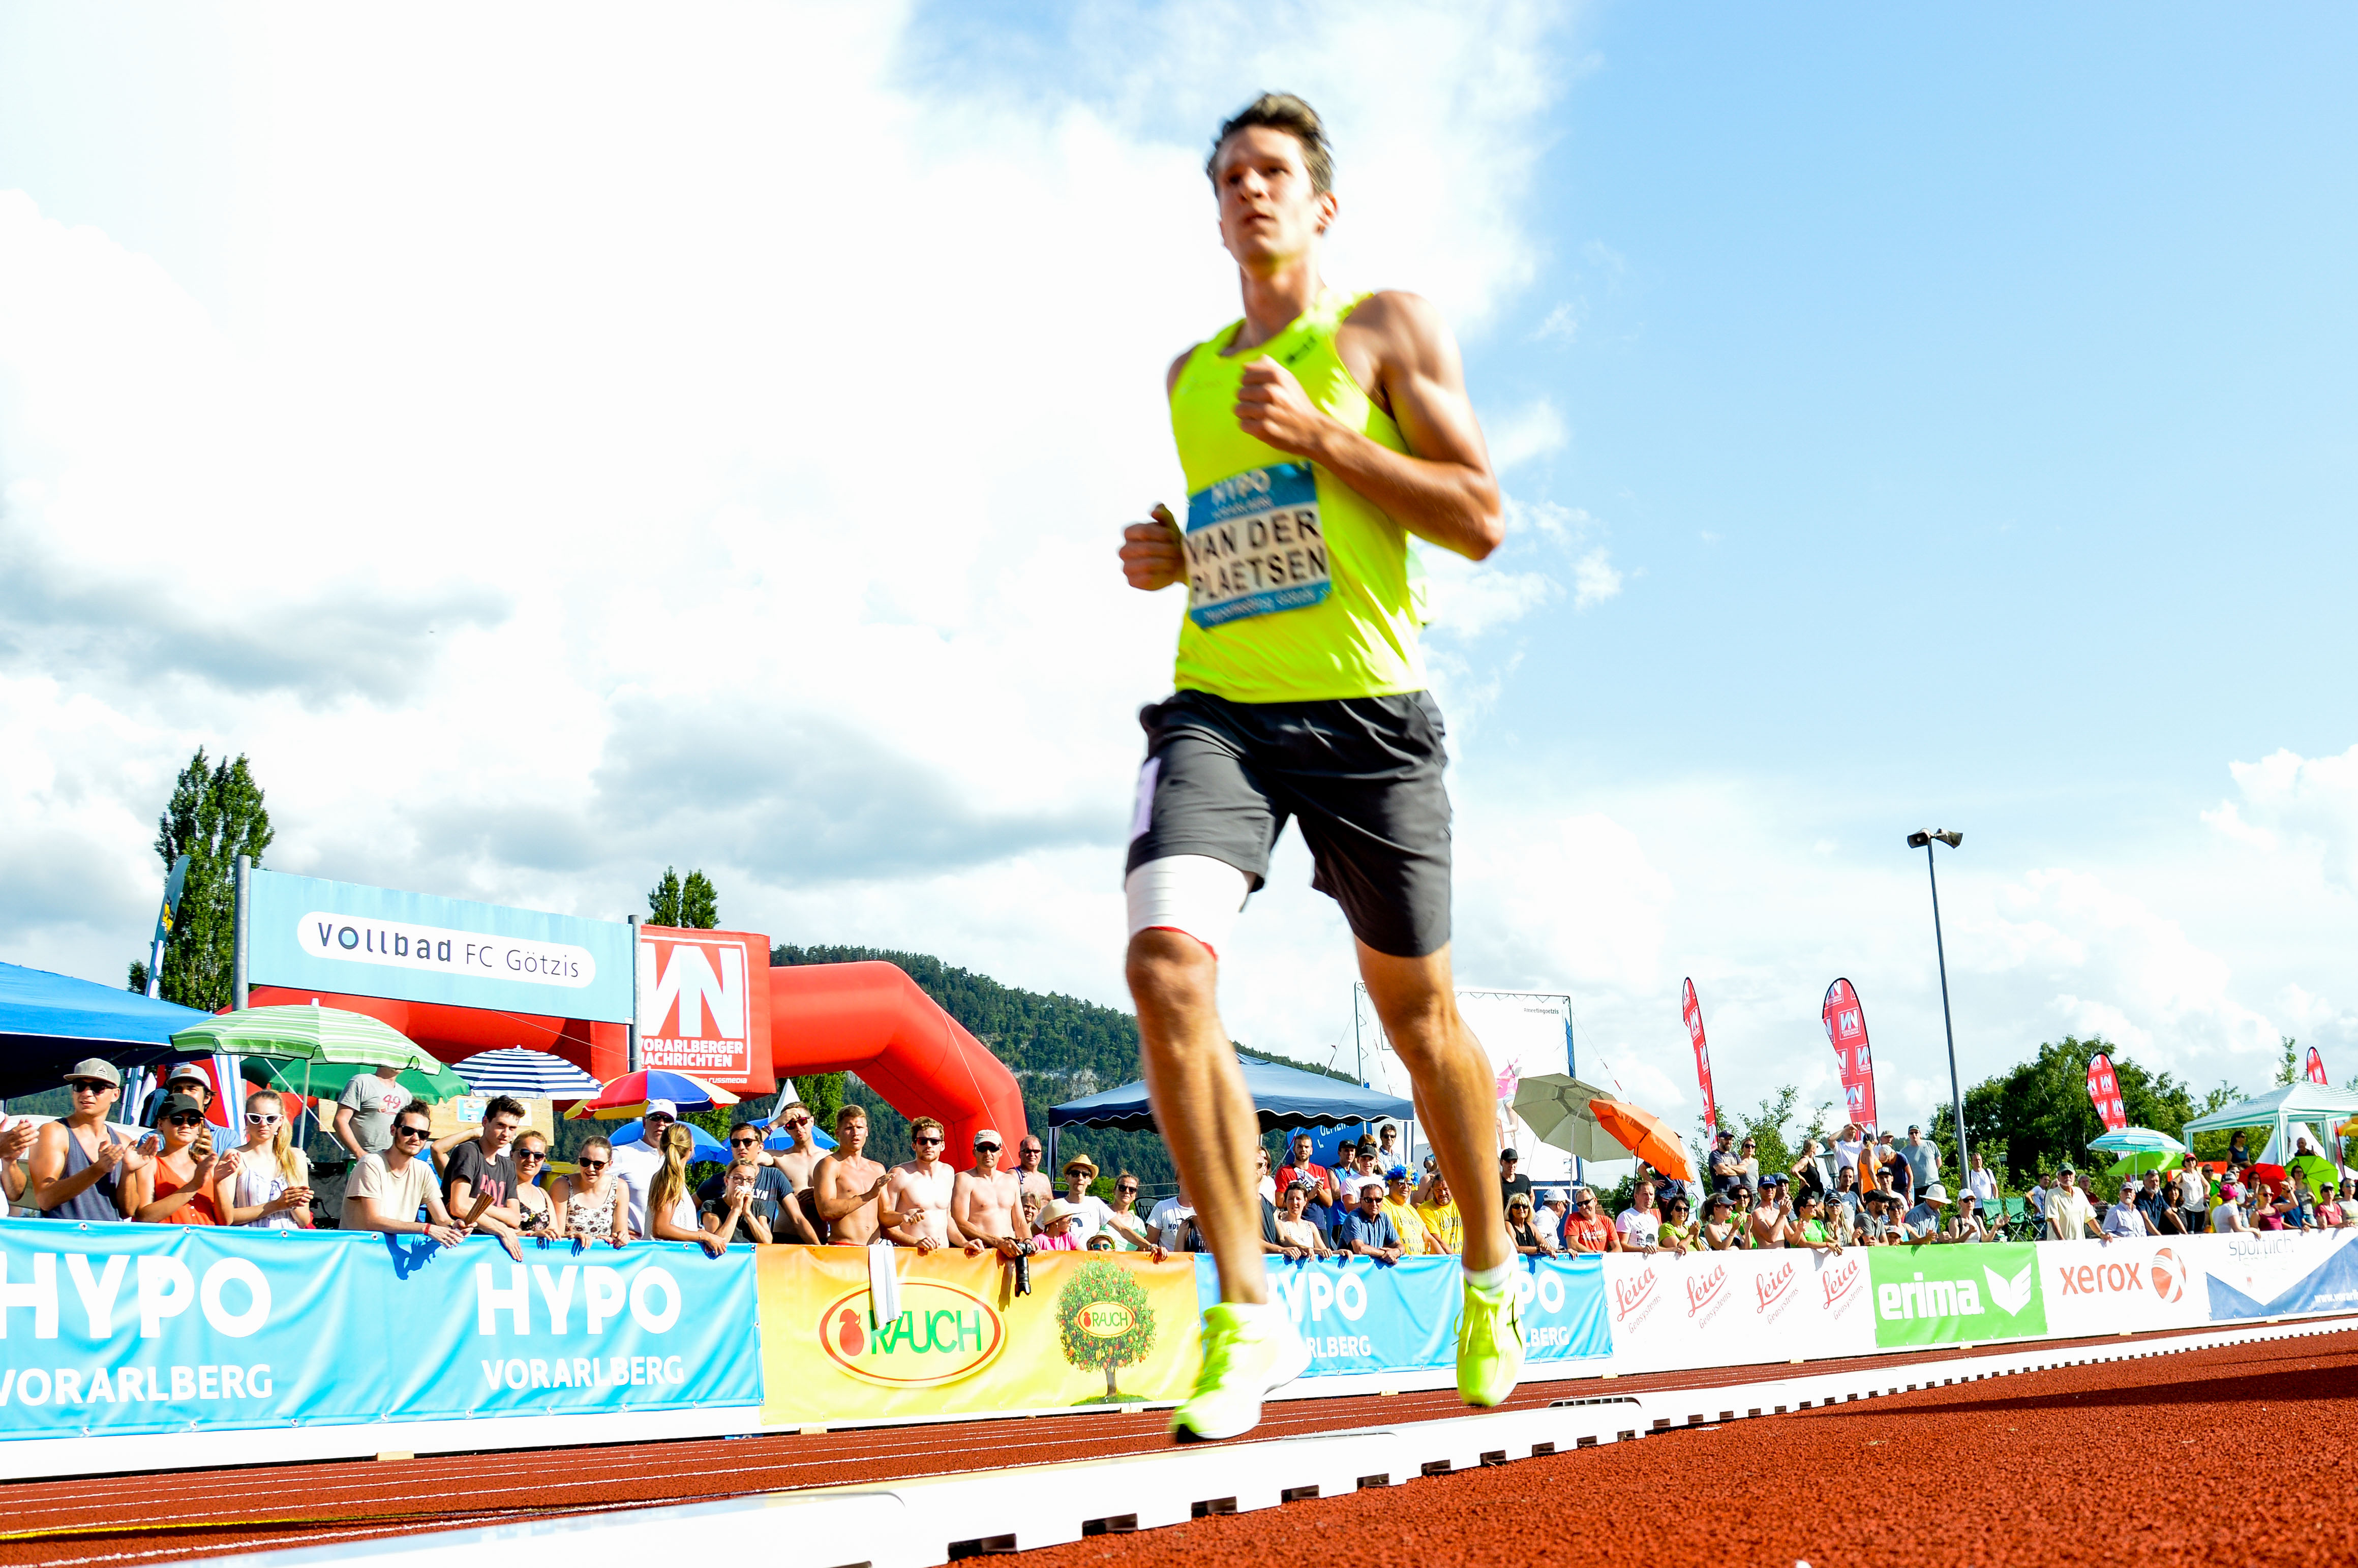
[1506,1195,1555,1257]
[1655,1195,1697,1257]
[125,1092,236,1225]
[222,1090,312,1228]
[549,1135,628,1248]
[510,1132,555,1234]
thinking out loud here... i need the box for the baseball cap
[164,1062,211,1088]
[64,1058,121,1088]
[644,1098,679,1119]
[973,1127,1001,1145]
[159,1092,208,1120]
[1500,1147,1520,1161]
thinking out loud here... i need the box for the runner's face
[1212,126,1334,268]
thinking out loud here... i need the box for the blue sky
[4,2,2355,1146]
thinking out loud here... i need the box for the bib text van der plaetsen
[0,1251,275,1410]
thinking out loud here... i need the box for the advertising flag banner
[0,1220,759,1439]
[2306,1046,2330,1087]
[1821,979,1878,1134]
[2085,1054,2128,1132]
[1681,978,1718,1133]
[247,871,635,1023]
[1601,1248,1874,1374]
[637,927,776,1092]
[1248,1255,1611,1382]
[757,1247,1204,1424]
[1866,1242,2047,1347]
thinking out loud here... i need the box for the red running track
[0,1326,2346,1566]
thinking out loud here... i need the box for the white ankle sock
[1463,1259,1514,1297]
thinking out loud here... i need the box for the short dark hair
[483,1095,527,1122]
[1207,93,1334,196]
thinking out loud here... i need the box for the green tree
[1694,1084,1833,1189]
[137,749,274,1012]
[2189,1080,2249,1164]
[1056,1255,1159,1402]
[2275,1035,2301,1087]
[647,867,719,929]
[1933,1037,2199,1189]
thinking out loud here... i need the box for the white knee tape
[1125,855,1251,958]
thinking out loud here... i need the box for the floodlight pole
[627,916,642,1073]
[1914,833,1970,1185]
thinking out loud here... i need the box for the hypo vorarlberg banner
[247,871,635,1022]
[757,1247,1204,1425]
[1231,1255,1610,1381]
[0,1220,757,1437]
[1866,1241,2046,1347]
[1603,1247,1875,1373]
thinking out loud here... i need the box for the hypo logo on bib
[1184,462,1330,628]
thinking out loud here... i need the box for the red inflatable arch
[249,958,1028,1157]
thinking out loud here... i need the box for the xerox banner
[2201,1229,2358,1321]
[1822,979,1878,1134]
[1244,1254,1611,1382]
[1682,979,1718,1133]
[2036,1237,2208,1337]
[755,1247,1203,1424]
[1866,1242,2047,1347]
[1602,1248,1875,1373]
[0,1219,759,1438]
[247,870,635,1022]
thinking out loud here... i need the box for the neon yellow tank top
[1167,287,1426,704]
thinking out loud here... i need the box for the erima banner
[1603,1247,1875,1373]
[757,1247,1203,1424]
[1233,1255,1610,1380]
[0,1221,759,1438]
[247,871,634,1023]
[1867,1241,2047,1347]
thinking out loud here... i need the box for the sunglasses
[645,1114,674,1124]
[167,1112,208,1126]
[394,1125,431,1139]
[916,1135,945,1146]
[246,1112,282,1126]
[730,1136,763,1146]
[69,1081,112,1094]
[975,1143,1000,1154]
[578,1158,609,1171]
[784,1115,812,1127]
[515,1151,547,1162]
[1116,1184,1138,1194]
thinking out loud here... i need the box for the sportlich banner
[0,1220,759,1437]
[1603,1246,1874,1374]
[247,870,636,1023]
[2201,1229,2358,1321]
[1240,1255,1611,1381]
[757,1247,1203,1425]
[1866,1241,2047,1347]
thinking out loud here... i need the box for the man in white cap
[607,1098,677,1238]
[1903,1183,1953,1243]
[953,1127,1030,1257]
[28,1059,150,1221]
[2104,1179,2157,1238]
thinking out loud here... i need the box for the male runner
[1116,93,1518,1441]
[812,1105,891,1245]
[883,1117,964,1253]
[951,1128,1029,1258]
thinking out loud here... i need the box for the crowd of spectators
[16,1069,2358,1269]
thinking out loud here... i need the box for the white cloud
[1486,397,1567,472]
[2210,745,2358,892]
[1571,548,1623,609]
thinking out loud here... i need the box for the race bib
[1184,462,1330,628]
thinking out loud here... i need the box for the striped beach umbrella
[564,1067,739,1121]
[449,1047,604,1100]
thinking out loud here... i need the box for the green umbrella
[171,1003,438,1069]
[2290,1152,2341,1191]
[241,1056,473,1106]
[1510,1073,1628,1163]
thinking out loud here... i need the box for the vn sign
[637,927,773,1091]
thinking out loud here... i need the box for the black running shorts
[1125,687,1453,958]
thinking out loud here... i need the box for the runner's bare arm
[1238,290,1502,561]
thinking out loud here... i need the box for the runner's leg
[1354,940,1508,1274]
[1127,928,1269,1305]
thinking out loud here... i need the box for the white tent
[2183,1082,2358,1165]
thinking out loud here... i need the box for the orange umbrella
[1588,1098,1697,1182]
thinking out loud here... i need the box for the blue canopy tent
[1048,1051,1414,1134]
[0,961,214,1100]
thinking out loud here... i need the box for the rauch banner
[0,1221,759,1438]
[247,870,635,1023]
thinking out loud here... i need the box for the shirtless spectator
[884,1117,964,1254]
[757,1100,826,1242]
[1751,1176,1794,1248]
[952,1128,1029,1258]
[813,1105,891,1245]
[1012,1134,1053,1210]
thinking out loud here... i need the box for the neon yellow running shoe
[1457,1279,1524,1408]
[1171,1301,1311,1442]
